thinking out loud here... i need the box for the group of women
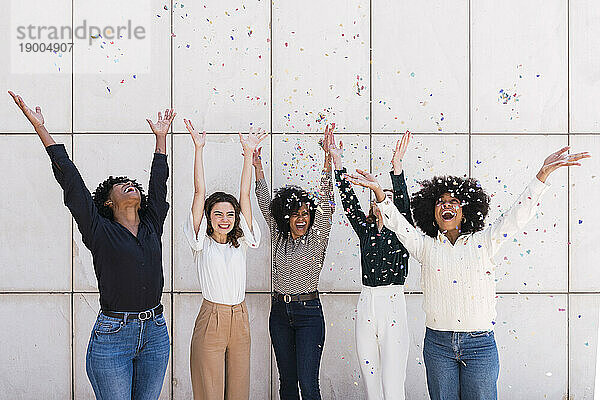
[9,90,590,400]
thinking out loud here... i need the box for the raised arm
[183,119,206,236]
[254,148,276,235]
[335,168,369,237]
[330,133,369,237]
[144,109,175,235]
[8,91,101,245]
[345,169,425,262]
[483,146,591,257]
[239,128,269,231]
[9,91,55,147]
[312,124,336,247]
[391,131,414,226]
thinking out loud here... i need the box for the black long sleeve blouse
[47,144,169,312]
[334,168,413,287]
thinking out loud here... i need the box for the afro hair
[204,191,244,248]
[92,176,147,220]
[411,175,490,238]
[271,185,316,239]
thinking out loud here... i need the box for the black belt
[273,291,319,303]
[102,304,163,321]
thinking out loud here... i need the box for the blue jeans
[423,327,499,400]
[269,296,326,400]
[86,311,170,400]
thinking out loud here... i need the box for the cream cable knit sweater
[377,177,549,332]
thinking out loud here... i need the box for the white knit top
[377,177,549,332]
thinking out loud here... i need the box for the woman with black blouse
[9,91,173,400]
[332,131,413,400]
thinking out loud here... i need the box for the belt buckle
[283,294,292,303]
[138,310,152,321]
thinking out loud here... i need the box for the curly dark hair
[204,192,244,248]
[411,176,490,238]
[92,176,147,220]
[271,185,316,239]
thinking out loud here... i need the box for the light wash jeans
[423,327,499,400]
[86,311,170,400]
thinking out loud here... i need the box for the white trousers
[356,284,410,400]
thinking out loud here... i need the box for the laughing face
[434,192,463,233]
[209,201,237,236]
[289,203,310,239]
[107,181,141,208]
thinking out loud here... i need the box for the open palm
[183,119,206,148]
[147,108,176,136]
[392,130,411,171]
[8,91,44,128]
[239,128,268,156]
[344,169,381,191]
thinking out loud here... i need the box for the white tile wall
[1,0,599,398]
[472,135,569,292]
[471,0,567,133]
[272,0,370,133]
[172,0,271,133]
[570,294,600,399]
[570,0,600,133]
[569,135,600,292]
[73,0,171,133]
[0,0,72,133]
[372,0,468,134]
[0,135,72,291]
[0,294,71,399]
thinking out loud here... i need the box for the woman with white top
[182,120,268,400]
[344,146,590,400]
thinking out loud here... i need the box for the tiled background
[1,0,599,398]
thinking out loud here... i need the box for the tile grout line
[566,0,571,395]
[70,0,75,397]
[269,0,274,397]
[170,0,175,398]
[369,0,373,196]
[468,0,472,179]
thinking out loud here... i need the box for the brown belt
[273,291,319,303]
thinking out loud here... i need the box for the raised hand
[252,147,263,167]
[8,91,44,128]
[184,119,206,149]
[147,108,177,136]
[392,130,411,174]
[344,169,381,191]
[329,134,343,170]
[239,127,269,157]
[319,123,336,155]
[536,146,591,183]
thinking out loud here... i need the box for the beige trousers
[190,299,251,400]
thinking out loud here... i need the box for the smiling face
[209,201,237,236]
[289,203,311,239]
[107,181,141,208]
[434,192,463,233]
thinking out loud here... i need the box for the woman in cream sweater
[344,146,590,400]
